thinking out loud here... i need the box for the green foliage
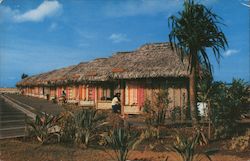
[171,106,181,121]
[168,131,211,161]
[209,79,249,138]
[59,111,76,143]
[74,108,107,148]
[144,90,171,126]
[21,73,29,79]
[104,127,138,161]
[27,112,62,144]
[168,0,228,123]
[168,0,227,74]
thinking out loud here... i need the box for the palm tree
[168,0,227,124]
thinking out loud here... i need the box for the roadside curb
[1,95,36,119]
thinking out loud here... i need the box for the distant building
[16,42,190,114]
[0,88,19,94]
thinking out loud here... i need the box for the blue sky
[0,0,249,87]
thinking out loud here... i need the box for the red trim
[75,86,78,100]
[79,85,82,100]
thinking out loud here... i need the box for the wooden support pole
[208,100,211,140]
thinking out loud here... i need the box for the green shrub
[27,112,62,144]
[171,106,181,121]
[143,90,171,126]
[59,111,76,143]
[167,131,211,161]
[74,108,107,148]
[104,127,138,161]
[209,79,249,138]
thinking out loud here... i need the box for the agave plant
[27,112,62,144]
[104,127,138,161]
[74,108,107,148]
[168,132,211,161]
[58,111,76,143]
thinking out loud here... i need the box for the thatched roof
[17,42,189,87]
[16,66,76,87]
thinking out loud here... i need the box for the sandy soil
[0,139,249,161]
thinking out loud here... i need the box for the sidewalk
[5,94,64,115]
[0,96,26,139]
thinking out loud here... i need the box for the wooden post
[208,100,211,140]
[121,80,126,116]
[95,87,98,108]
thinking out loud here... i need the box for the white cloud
[223,49,240,57]
[109,33,129,43]
[14,1,62,22]
[240,0,250,7]
[0,1,62,23]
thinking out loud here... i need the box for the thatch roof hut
[17,42,189,87]
[16,65,76,87]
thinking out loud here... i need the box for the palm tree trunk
[189,67,198,124]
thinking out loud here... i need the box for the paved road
[6,94,63,115]
[0,93,63,139]
[0,96,27,139]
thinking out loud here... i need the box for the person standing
[111,93,121,113]
[62,90,66,103]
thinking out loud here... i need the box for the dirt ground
[0,139,249,161]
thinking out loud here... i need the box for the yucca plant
[27,112,62,144]
[74,108,107,148]
[105,127,138,161]
[168,132,211,161]
[59,111,76,143]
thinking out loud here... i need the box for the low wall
[124,105,141,114]
[97,101,112,110]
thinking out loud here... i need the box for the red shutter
[88,87,95,101]
[92,87,96,101]
[98,87,102,100]
[137,85,144,108]
[75,86,78,100]
[79,85,82,100]
[58,87,62,97]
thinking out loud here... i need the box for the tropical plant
[144,90,170,126]
[209,79,249,138]
[59,111,76,143]
[27,112,62,144]
[21,73,28,79]
[171,106,181,122]
[104,127,138,161]
[167,131,211,161]
[168,0,228,124]
[143,90,171,139]
[74,108,107,148]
